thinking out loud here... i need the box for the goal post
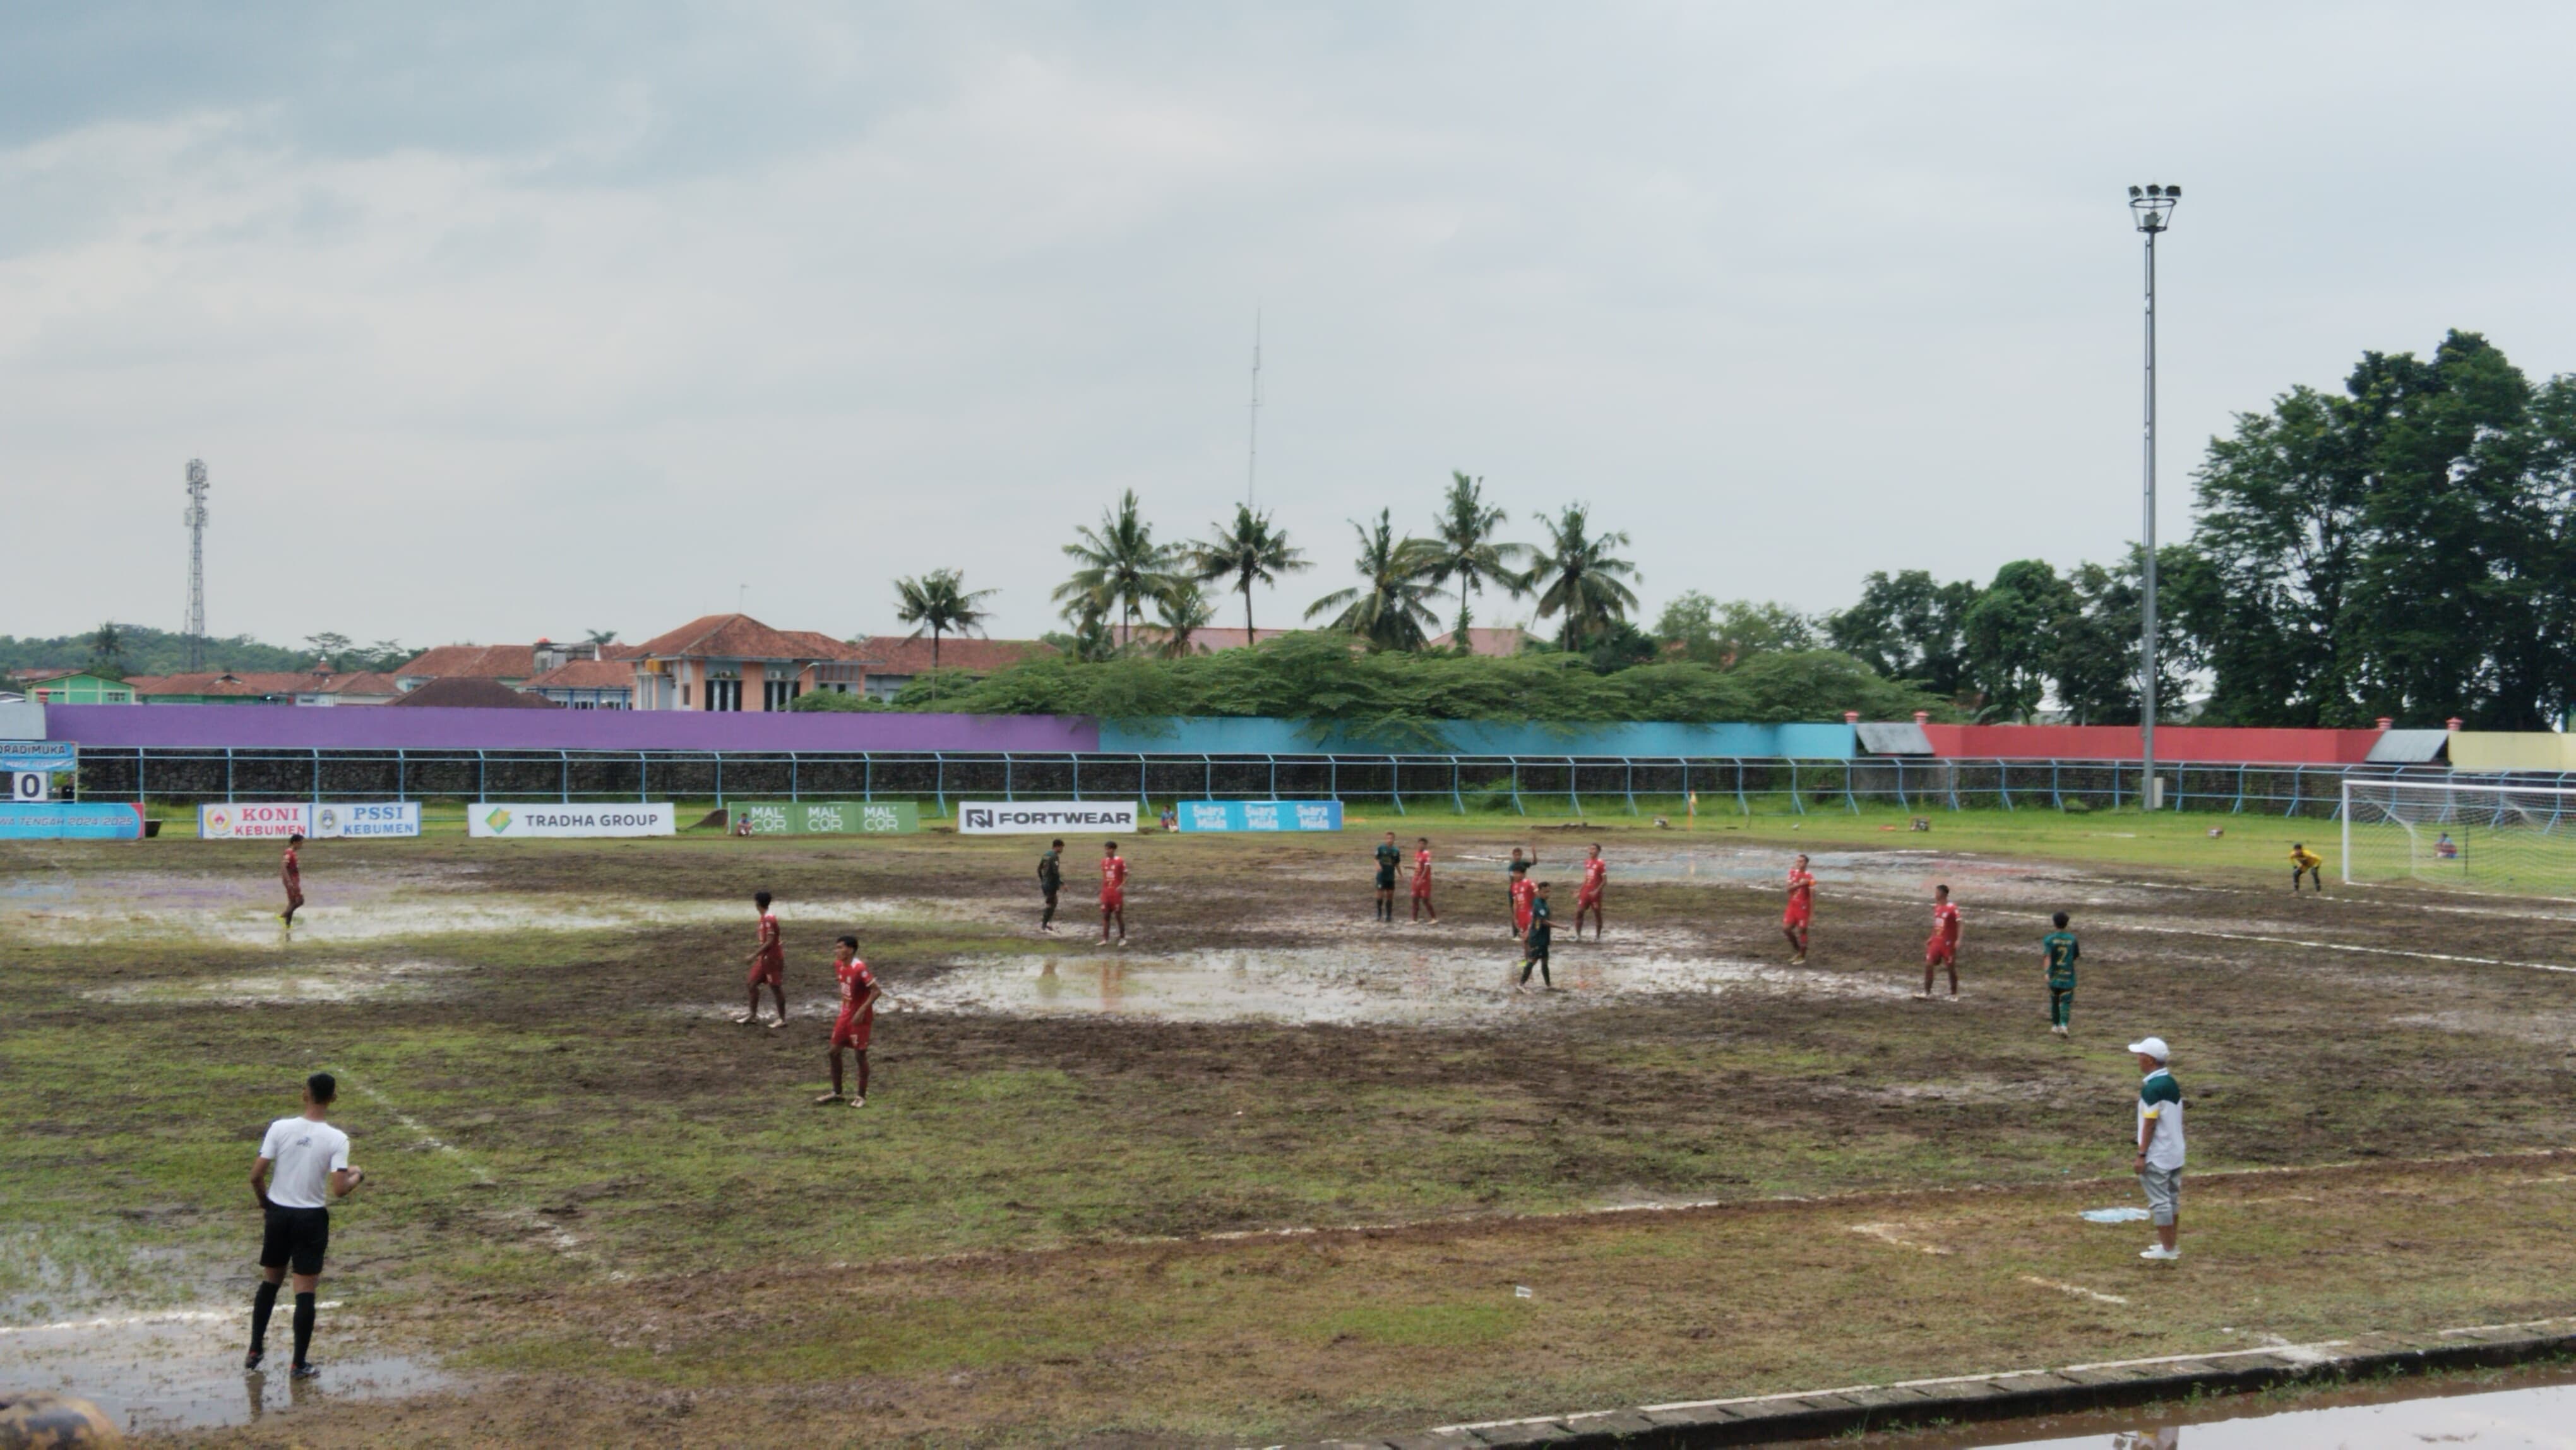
[2341,776,2576,896]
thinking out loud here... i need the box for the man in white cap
[2129,1036,2185,1261]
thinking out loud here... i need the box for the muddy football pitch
[6,813,2575,1446]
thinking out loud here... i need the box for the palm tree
[893,567,998,701]
[1054,489,1181,637]
[1421,471,1526,645]
[1191,503,1309,642]
[1152,581,1218,659]
[1304,510,1442,651]
[1526,503,1642,648]
[87,621,126,676]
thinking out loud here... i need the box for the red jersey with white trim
[282,847,300,884]
[837,955,878,1009]
[1579,857,1607,901]
[1100,854,1129,903]
[1511,875,1537,931]
[1786,868,1814,909]
[756,910,784,964]
[1412,848,1434,894]
[1930,901,1961,943]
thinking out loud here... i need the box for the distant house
[392,644,540,694]
[1428,627,1534,657]
[524,658,636,710]
[125,671,313,705]
[387,676,563,709]
[1106,625,1288,657]
[628,614,868,711]
[847,636,1054,701]
[13,669,138,705]
[295,667,402,707]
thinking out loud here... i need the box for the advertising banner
[736,801,921,836]
[1176,799,1345,832]
[0,741,77,774]
[198,802,312,839]
[957,800,1140,835]
[0,801,145,840]
[468,802,676,838]
[313,802,423,839]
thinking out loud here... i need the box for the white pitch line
[2019,1274,2128,1305]
[2112,921,2576,974]
[0,1303,341,1336]
[338,1076,585,1257]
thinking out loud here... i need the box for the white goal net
[2341,776,2576,895]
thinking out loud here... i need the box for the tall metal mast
[182,459,210,670]
[2127,184,2178,811]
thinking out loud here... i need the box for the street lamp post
[2129,183,2178,812]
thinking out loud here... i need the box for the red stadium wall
[1917,724,2380,764]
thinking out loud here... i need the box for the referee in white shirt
[246,1072,364,1375]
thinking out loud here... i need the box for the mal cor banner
[1178,800,1345,832]
[957,800,1140,835]
[469,802,677,839]
[736,801,921,836]
[0,801,145,840]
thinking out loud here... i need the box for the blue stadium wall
[1096,718,1857,758]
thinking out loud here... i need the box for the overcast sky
[7,3,2575,651]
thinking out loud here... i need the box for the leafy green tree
[1304,511,1443,651]
[86,621,126,678]
[1526,504,1640,648]
[1055,489,1181,636]
[1191,504,1308,640]
[1962,560,2075,722]
[584,628,619,647]
[303,632,352,667]
[1151,580,1218,659]
[1420,472,1526,641]
[892,568,998,700]
[1826,570,1978,698]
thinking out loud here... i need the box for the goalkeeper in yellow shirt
[2289,842,2325,893]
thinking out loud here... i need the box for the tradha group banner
[199,803,311,839]
[468,802,676,838]
[0,801,145,840]
[958,800,1140,835]
[313,802,422,839]
[1177,800,1344,832]
[736,801,921,836]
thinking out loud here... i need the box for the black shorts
[260,1204,330,1276]
[1042,887,1059,906]
[1523,933,1551,962]
[1375,869,1397,890]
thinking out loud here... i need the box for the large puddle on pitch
[1862,1369,2576,1447]
[0,1304,455,1433]
[900,942,1912,1027]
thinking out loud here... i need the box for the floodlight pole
[2130,184,2178,812]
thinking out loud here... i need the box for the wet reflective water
[1867,1372,2576,1447]
[0,1305,453,1432]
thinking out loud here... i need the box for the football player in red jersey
[1782,853,1815,964]
[814,935,881,1108]
[1573,843,1607,939]
[279,834,305,926]
[1409,837,1438,922]
[736,889,787,1028]
[1099,841,1129,944]
[1920,884,1962,1000]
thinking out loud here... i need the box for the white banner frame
[198,803,311,839]
[468,802,677,838]
[957,800,1141,835]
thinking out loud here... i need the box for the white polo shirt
[2137,1067,2186,1171]
[259,1116,350,1210]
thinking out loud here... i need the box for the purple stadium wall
[47,705,1099,753]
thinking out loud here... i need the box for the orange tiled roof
[525,659,637,690]
[630,614,864,662]
[393,644,539,680]
[849,637,1053,674]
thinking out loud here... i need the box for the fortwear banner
[0,801,145,839]
[468,802,676,838]
[313,802,422,839]
[957,800,1140,835]
[200,802,311,839]
[1176,799,1344,832]
[736,801,921,835]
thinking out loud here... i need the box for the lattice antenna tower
[182,459,209,669]
[1246,311,1261,509]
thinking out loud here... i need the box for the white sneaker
[2140,1245,2179,1261]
